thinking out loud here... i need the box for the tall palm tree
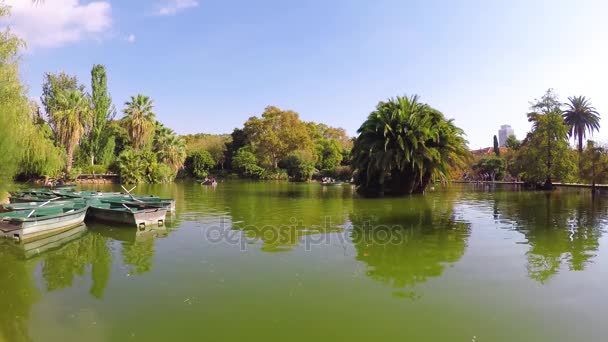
[352,95,469,196]
[50,90,92,172]
[153,123,186,172]
[123,95,156,151]
[563,96,600,168]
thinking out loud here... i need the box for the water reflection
[494,190,606,283]
[0,223,169,342]
[349,193,471,298]
[221,182,353,252]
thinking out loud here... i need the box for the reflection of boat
[87,202,167,227]
[4,224,87,259]
[88,222,167,243]
[0,202,89,242]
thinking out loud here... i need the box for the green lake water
[1,181,608,341]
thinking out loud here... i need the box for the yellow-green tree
[243,106,313,168]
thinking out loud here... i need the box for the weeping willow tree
[0,5,65,191]
[0,6,27,194]
[352,95,470,197]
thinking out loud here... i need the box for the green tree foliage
[224,128,248,169]
[41,72,85,117]
[123,94,156,151]
[493,135,500,156]
[473,156,505,181]
[154,123,186,173]
[182,133,229,168]
[563,96,600,169]
[516,111,575,185]
[505,135,520,150]
[315,138,343,172]
[280,151,316,182]
[0,10,28,192]
[48,90,93,172]
[81,64,115,165]
[0,6,65,187]
[520,90,574,187]
[117,149,172,183]
[187,150,215,178]
[232,147,265,178]
[243,106,314,168]
[579,141,608,185]
[352,95,469,196]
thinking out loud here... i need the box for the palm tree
[50,90,92,172]
[123,95,156,151]
[563,96,600,168]
[352,95,469,196]
[153,123,186,172]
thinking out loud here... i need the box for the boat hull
[0,208,87,242]
[88,206,167,227]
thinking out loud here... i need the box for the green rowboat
[0,202,88,242]
[87,202,167,227]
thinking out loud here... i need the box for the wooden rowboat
[87,202,167,227]
[0,203,88,242]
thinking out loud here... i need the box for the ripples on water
[1,182,608,341]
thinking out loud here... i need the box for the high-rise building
[498,125,514,147]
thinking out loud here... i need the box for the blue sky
[5,0,608,148]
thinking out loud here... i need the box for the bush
[281,151,316,182]
[232,148,267,179]
[187,150,215,178]
[322,165,353,181]
[82,164,108,175]
[151,163,176,183]
[66,167,82,181]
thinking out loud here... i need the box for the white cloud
[156,0,198,16]
[1,0,111,49]
[126,33,135,43]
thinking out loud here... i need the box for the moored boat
[0,202,88,242]
[99,197,176,212]
[1,199,87,212]
[87,202,167,227]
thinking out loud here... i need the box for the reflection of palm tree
[349,193,470,295]
[495,191,603,283]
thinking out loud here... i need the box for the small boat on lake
[1,199,87,212]
[0,202,88,242]
[320,181,343,186]
[98,197,176,212]
[87,201,167,227]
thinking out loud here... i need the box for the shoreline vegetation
[1,5,604,197]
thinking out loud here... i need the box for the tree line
[469,89,603,189]
[181,106,353,181]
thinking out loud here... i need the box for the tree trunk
[91,154,95,166]
[66,147,74,173]
[578,129,583,174]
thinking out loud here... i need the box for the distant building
[498,125,515,147]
